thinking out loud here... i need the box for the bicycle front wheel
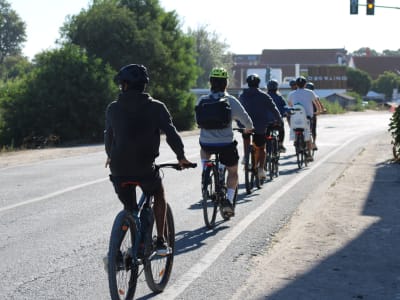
[144,203,175,293]
[201,166,218,228]
[107,210,138,300]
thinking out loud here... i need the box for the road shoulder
[232,131,400,299]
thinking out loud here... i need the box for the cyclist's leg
[305,119,313,161]
[312,115,317,150]
[220,142,239,214]
[253,134,266,178]
[141,171,170,255]
[278,122,286,152]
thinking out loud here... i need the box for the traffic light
[366,0,375,15]
[350,0,358,14]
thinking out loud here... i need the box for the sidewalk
[233,131,400,300]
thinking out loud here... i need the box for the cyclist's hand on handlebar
[105,157,111,168]
[244,128,254,134]
[178,157,197,169]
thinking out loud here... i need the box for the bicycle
[289,106,312,169]
[234,128,261,194]
[201,152,238,229]
[106,162,196,300]
[265,123,280,180]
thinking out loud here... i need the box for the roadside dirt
[232,131,400,299]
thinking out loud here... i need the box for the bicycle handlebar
[156,162,197,170]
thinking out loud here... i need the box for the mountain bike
[201,152,238,229]
[234,128,261,194]
[106,163,196,300]
[265,123,280,180]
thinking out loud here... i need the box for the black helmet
[267,79,279,90]
[246,74,260,87]
[289,80,297,87]
[115,64,149,85]
[305,82,315,90]
[296,76,307,88]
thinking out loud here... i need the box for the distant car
[362,101,368,107]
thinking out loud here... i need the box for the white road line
[0,178,108,213]
[156,136,357,299]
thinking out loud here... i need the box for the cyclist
[287,76,318,161]
[104,64,194,256]
[267,79,289,152]
[305,82,326,150]
[196,67,253,216]
[239,74,282,179]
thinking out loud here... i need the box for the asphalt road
[0,111,392,300]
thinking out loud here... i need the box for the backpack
[195,96,232,129]
[290,103,308,129]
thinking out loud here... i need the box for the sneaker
[258,167,266,179]
[222,199,234,216]
[156,237,172,256]
[279,145,287,153]
[312,143,318,151]
[306,155,314,162]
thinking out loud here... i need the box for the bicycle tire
[201,166,218,228]
[273,138,280,177]
[295,134,304,169]
[107,210,138,300]
[144,203,175,293]
[244,147,253,194]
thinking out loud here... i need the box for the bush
[389,106,400,162]
[320,99,345,114]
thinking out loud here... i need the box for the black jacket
[104,90,185,176]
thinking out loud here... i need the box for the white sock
[227,188,235,203]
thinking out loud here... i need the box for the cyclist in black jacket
[104,64,193,255]
[267,79,289,153]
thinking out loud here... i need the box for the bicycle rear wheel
[107,210,138,300]
[244,147,253,194]
[295,135,304,169]
[144,204,175,293]
[201,166,218,228]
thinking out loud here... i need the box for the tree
[61,0,200,129]
[346,67,372,95]
[382,49,400,56]
[372,71,400,100]
[187,25,233,88]
[351,47,379,57]
[0,55,31,81]
[0,0,26,63]
[0,44,117,147]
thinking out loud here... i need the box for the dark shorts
[200,141,239,167]
[242,133,267,147]
[110,170,162,211]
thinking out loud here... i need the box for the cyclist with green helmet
[196,67,253,216]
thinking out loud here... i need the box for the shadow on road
[261,160,400,299]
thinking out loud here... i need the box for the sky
[9,0,400,60]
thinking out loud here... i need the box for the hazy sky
[10,0,400,59]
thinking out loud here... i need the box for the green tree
[0,55,31,81]
[61,0,199,129]
[0,0,26,63]
[351,47,379,56]
[346,67,372,95]
[188,25,233,88]
[0,44,117,147]
[382,49,400,56]
[372,71,400,100]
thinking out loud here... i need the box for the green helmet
[209,67,228,79]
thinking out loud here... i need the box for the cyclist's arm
[104,102,114,159]
[229,97,253,130]
[157,102,185,161]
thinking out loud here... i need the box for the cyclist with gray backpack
[195,67,253,216]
